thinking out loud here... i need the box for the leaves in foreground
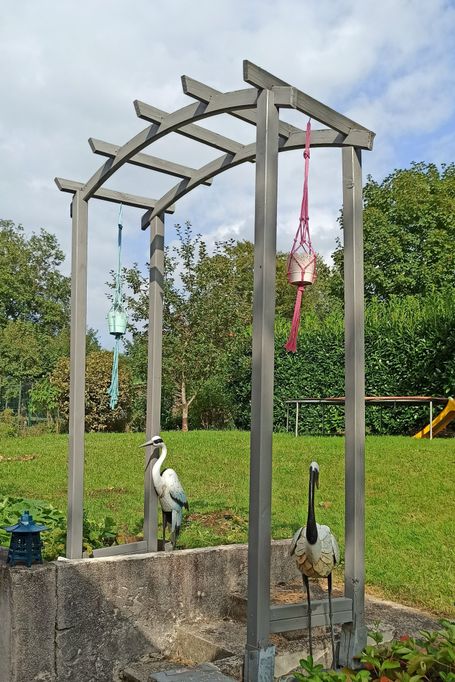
[294,620,455,682]
[0,496,117,560]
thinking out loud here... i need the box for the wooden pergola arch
[56,61,375,680]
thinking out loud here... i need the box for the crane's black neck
[306,467,318,545]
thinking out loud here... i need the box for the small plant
[0,496,117,560]
[293,621,455,682]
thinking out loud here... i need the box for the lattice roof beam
[135,99,246,154]
[244,60,375,148]
[55,177,175,212]
[181,75,303,140]
[89,138,213,185]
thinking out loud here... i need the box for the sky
[1,0,455,348]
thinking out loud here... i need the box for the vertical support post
[286,404,289,432]
[244,88,279,682]
[144,214,165,552]
[295,402,299,437]
[67,191,88,559]
[339,147,367,667]
[429,400,433,440]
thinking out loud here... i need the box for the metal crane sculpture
[290,461,340,667]
[140,435,189,549]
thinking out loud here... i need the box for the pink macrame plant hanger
[285,120,317,353]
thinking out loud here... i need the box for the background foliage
[229,291,454,434]
[0,161,453,434]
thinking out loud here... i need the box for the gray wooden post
[339,147,367,666]
[244,88,279,682]
[144,213,165,552]
[67,191,88,559]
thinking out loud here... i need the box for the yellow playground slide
[414,397,455,438]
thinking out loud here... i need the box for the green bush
[190,375,236,429]
[50,350,132,432]
[0,496,117,560]
[0,408,19,437]
[294,620,455,682]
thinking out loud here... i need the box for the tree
[123,223,335,431]
[125,224,240,431]
[28,378,60,427]
[0,220,70,333]
[0,321,46,414]
[331,163,455,300]
[51,350,131,432]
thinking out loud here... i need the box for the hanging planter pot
[285,120,317,353]
[287,251,317,287]
[107,307,128,336]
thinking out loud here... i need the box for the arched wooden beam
[142,127,370,227]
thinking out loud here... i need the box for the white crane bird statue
[290,461,340,667]
[140,435,189,549]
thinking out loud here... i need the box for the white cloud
[1,0,454,346]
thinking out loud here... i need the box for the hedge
[228,291,454,435]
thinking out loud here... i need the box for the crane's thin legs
[303,574,313,658]
[162,510,166,547]
[328,573,336,669]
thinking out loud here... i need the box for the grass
[0,431,454,616]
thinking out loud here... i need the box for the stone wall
[0,541,298,682]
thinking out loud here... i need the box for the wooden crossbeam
[54,177,175,212]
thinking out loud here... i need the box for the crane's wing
[162,468,189,509]
[318,525,340,570]
[289,526,304,556]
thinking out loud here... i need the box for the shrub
[228,291,454,435]
[50,350,132,432]
[294,620,455,682]
[0,408,18,437]
[0,496,117,560]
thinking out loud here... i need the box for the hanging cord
[108,336,121,410]
[285,120,316,352]
[107,205,126,409]
[114,204,123,310]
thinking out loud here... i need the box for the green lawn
[0,432,453,616]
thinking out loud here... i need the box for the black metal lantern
[5,511,48,567]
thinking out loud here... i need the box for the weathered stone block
[0,562,56,682]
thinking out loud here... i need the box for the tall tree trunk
[180,376,196,432]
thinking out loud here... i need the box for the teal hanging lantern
[6,511,48,567]
[108,308,128,336]
[107,205,128,410]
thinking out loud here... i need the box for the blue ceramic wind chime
[107,205,128,409]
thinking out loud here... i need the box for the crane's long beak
[139,439,154,448]
[309,462,320,489]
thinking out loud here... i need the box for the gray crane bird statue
[290,461,340,667]
[140,435,189,549]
